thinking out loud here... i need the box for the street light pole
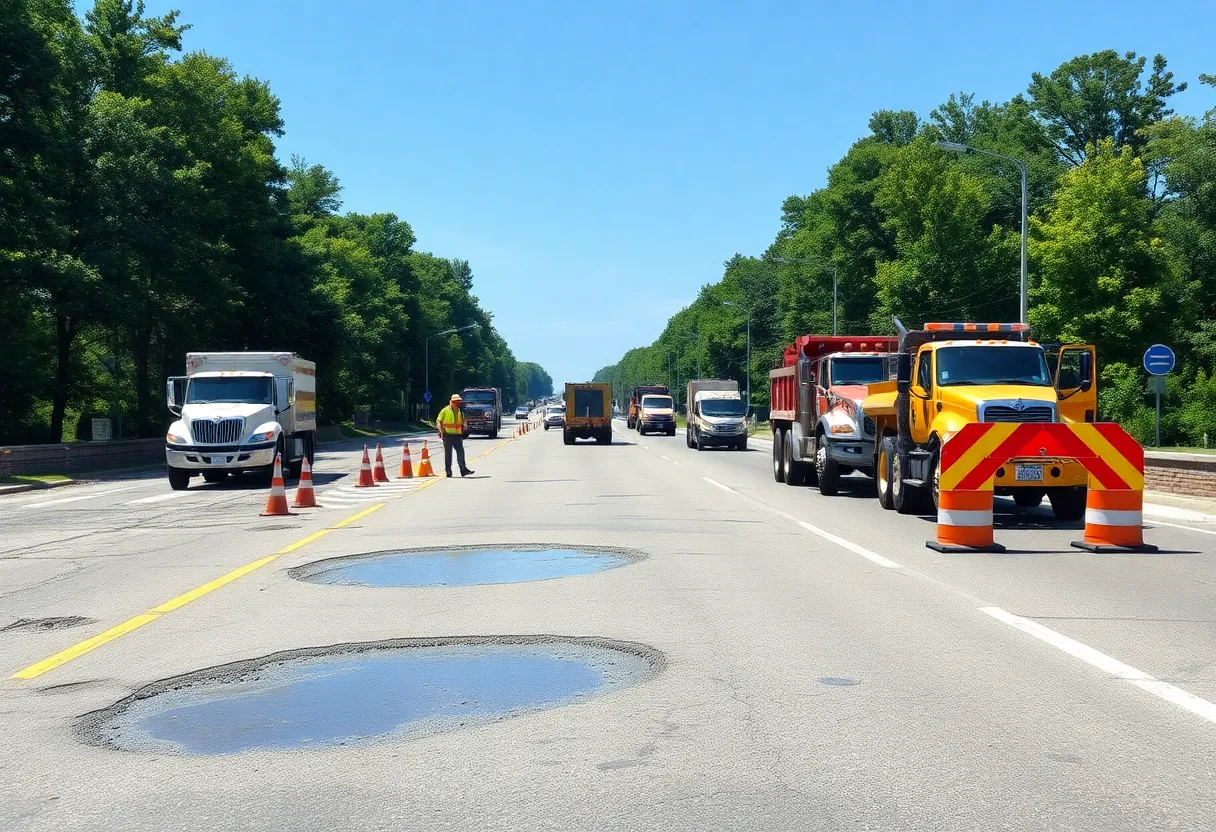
[722,302,751,409]
[424,323,480,419]
[936,140,1029,324]
[771,257,837,334]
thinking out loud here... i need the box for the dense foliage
[595,52,1216,446]
[0,0,543,443]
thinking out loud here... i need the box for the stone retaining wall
[1144,452,1216,499]
[0,439,165,477]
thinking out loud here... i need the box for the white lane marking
[20,486,145,510]
[702,477,733,493]
[1145,519,1216,537]
[796,520,903,569]
[659,454,672,462]
[126,492,189,505]
[1143,501,1216,523]
[980,606,1216,726]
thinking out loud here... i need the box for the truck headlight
[249,430,275,442]
[829,424,853,435]
[166,432,186,444]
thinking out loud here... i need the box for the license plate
[1015,465,1043,481]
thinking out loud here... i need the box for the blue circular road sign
[1143,344,1175,375]
[423,390,433,403]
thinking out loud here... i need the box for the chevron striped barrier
[929,422,1156,553]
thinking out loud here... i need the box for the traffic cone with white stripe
[355,445,376,487]
[293,456,318,508]
[1072,489,1158,552]
[417,441,436,477]
[260,453,296,516]
[926,489,1003,552]
[397,443,414,479]
[373,442,390,483]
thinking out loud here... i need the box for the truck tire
[1013,489,1046,508]
[563,429,574,446]
[667,426,676,437]
[1048,486,1087,521]
[202,471,227,485]
[892,450,926,515]
[785,431,808,486]
[167,466,191,491]
[597,429,611,445]
[695,429,703,451]
[686,427,693,448]
[773,428,786,483]
[544,423,550,431]
[736,437,747,451]
[877,436,896,510]
[815,434,840,496]
[489,428,498,439]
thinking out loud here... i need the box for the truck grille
[863,416,876,435]
[983,406,1054,423]
[191,417,245,444]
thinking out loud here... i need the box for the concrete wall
[1145,452,1216,499]
[0,439,165,477]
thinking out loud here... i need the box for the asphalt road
[2,417,1215,831]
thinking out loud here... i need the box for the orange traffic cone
[397,443,414,479]
[293,456,318,508]
[355,445,376,487]
[417,440,436,477]
[373,442,390,483]
[261,453,295,516]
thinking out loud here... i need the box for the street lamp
[722,301,751,409]
[425,323,480,419]
[771,257,837,334]
[936,140,1029,324]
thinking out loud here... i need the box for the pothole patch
[1,616,97,633]
[77,635,664,755]
[289,544,643,588]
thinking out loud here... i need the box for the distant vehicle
[543,404,566,429]
[686,379,746,450]
[627,384,669,429]
[460,387,502,439]
[514,405,529,419]
[564,383,612,444]
[637,393,676,436]
[165,352,317,490]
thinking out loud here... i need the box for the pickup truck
[460,387,502,438]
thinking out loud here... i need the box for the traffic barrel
[1072,489,1158,552]
[397,443,414,479]
[373,442,390,483]
[417,440,436,477]
[355,445,376,487]
[293,455,318,508]
[926,489,1004,552]
[260,453,296,516]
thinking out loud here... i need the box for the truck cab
[627,385,669,430]
[686,379,746,450]
[863,322,1096,518]
[637,393,676,436]
[460,387,502,439]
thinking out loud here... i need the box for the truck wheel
[1013,489,1046,508]
[167,466,191,491]
[773,428,786,483]
[202,471,227,484]
[785,431,807,486]
[1048,486,1087,521]
[686,428,693,448]
[736,437,747,451]
[544,424,550,431]
[877,436,896,510]
[695,429,703,451]
[815,436,840,496]
[489,429,498,439]
[597,429,611,445]
[667,427,676,437]
[563,429,574,446]
[892,451,925,515]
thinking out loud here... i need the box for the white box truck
[165,352,317,490]
[686,379,747,451]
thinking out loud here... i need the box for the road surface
[2,420,1214,831]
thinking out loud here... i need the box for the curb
[1144,490,1216,517]
[0,479,75,496]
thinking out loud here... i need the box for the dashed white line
[980,606,1216,726]
[20,486,146,510]
[702,477,733,493]
[796,520,903,569]
[1146,519,1216,537]
[126,492,188,505]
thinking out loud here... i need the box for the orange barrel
[1071,489,1158,552]
[926,489,1005,552]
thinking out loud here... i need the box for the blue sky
[145,0,1215,385]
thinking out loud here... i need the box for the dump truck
[861,320,1096,519]
[626,385,669,429]
[564,382,612,444]
[686,379,746,450]
[165,352,317,490]
[770,335,899,493]
[460,386,502,439]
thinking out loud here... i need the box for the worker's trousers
[441,433,467,475]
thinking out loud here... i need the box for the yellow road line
[10,502,387,681]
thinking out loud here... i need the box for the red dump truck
[626,385,670,430]
[770,335,899,494]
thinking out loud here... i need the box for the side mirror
[896,353,912,395]
[166,377,185,416]
[1079,351,1093,392]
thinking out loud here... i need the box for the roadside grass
[748,420,770,437]
[0,473,71,486]
[339,421,432,439]
[1150,446,1216,454]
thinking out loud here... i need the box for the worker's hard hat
[450,393,463,403]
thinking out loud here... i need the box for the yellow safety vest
[437,405,464,434]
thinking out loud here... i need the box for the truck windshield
[936,347,1051,387]
[700,398,746,417]
[463,391,495,403]
[642,396,673,409]
[831,357,887,386]
[186,377,272,404]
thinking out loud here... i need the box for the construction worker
[436,393,475,478]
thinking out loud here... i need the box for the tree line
[0,0,546,444]
[595,51,1216,446]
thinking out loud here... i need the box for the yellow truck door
[910,349,934,445]
[1053,344,1097,423]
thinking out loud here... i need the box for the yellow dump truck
[564,383,613,445]
[862,320,1096,519]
